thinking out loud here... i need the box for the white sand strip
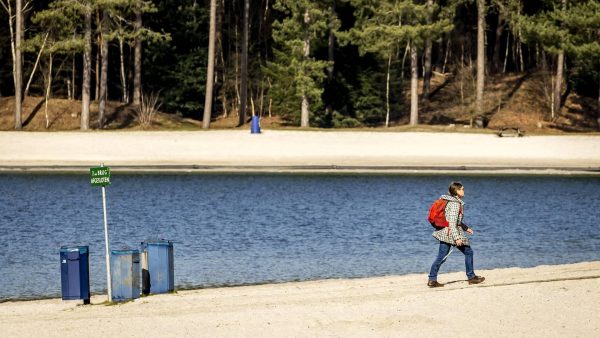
[1,131,599,172]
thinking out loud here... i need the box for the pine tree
[340,0,452,126]
[521,0,600,119]
[268,0,332,127]
[475,0,486,117]
[31,0,87,128]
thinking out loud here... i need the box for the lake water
[1,173,599,301]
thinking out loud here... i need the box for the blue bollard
[60,246,90,304]
[251,115,261,134]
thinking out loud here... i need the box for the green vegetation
[0,0,598,130]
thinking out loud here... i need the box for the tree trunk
[475,0,486,116]
[81,6,92,130]
[517,35,524,72]
[24,32,48,98]
[553,51,564,118]
[300,8,310,128]
[325,0,335,119]
[132,8,142,105]
[385,53,391,127]
[401,42,409,79]
[409,42,418,126]
[234,20,240,116]
[327,1,335,82]
[202,0,217,129]
[14,0,22,130]
[502,31,510,73]
[597,68,600,128]
[238,0,249,126]
[259,81,264,117]
[250,91,256,116]
[71,54,76,99]
[442,38,450,73]
[460,46,465,109]
[552,0,567,118]
[95,11,101,101]
[220,39,228,118]
[217,0,227,118]
[492,11,504,74]
[422,39,432,102]
[44,54,53,129]
[422,0,433,102]
[98,10,109,128]
[119,37,128,103]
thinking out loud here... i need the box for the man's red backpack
[427,198,462,229]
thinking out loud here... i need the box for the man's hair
[448,181,464,197]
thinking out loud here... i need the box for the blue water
[1,174,599,301]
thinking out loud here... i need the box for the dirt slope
[1,71,598,132]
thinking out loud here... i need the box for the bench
[496,127,524,137]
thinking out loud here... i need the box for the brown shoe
[468,276,485,285]
[427,280,444,288]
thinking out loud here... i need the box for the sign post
[90,164,112,302]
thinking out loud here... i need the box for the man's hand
[455,239,463,246]
[466,228,474,235]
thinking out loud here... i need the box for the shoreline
[1,165,600,175]
[2,260,599,304]
[2,261,599,336]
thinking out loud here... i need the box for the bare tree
[475,0,486,116]
[553,50,565,119]
[325,0,335,118]
[1,0,28,129]
[300,8,310,128]
[492,10,505,73]
[238,0,250,126]
[98,10,109,128]
[202,0,217,129]
[42,53,53,129]
[81,3,92,130]
[132,6,142,105]
[410,41,418,126]
[118,35,128,103]
[14,0,22,129]
[239,0,249,126]
[422,0,433,102]
[552,0,567,118]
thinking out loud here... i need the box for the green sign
[90,166,111,187]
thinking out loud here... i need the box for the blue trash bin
[251,115,261,134]
[60,246,90,304]
[111,249,141,301]
[141,240,174,294]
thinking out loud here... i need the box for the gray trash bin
[141,240,174,294]
[111,249,141,301]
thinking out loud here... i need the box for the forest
[0,0,599,131]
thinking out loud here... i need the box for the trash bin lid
[111,249,140,255]
[60,246,88,254]
[142,240,173,247]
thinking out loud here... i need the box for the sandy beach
[1,130,599,173]
[0,262,598,337]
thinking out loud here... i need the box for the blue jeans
[428,241,475,281]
